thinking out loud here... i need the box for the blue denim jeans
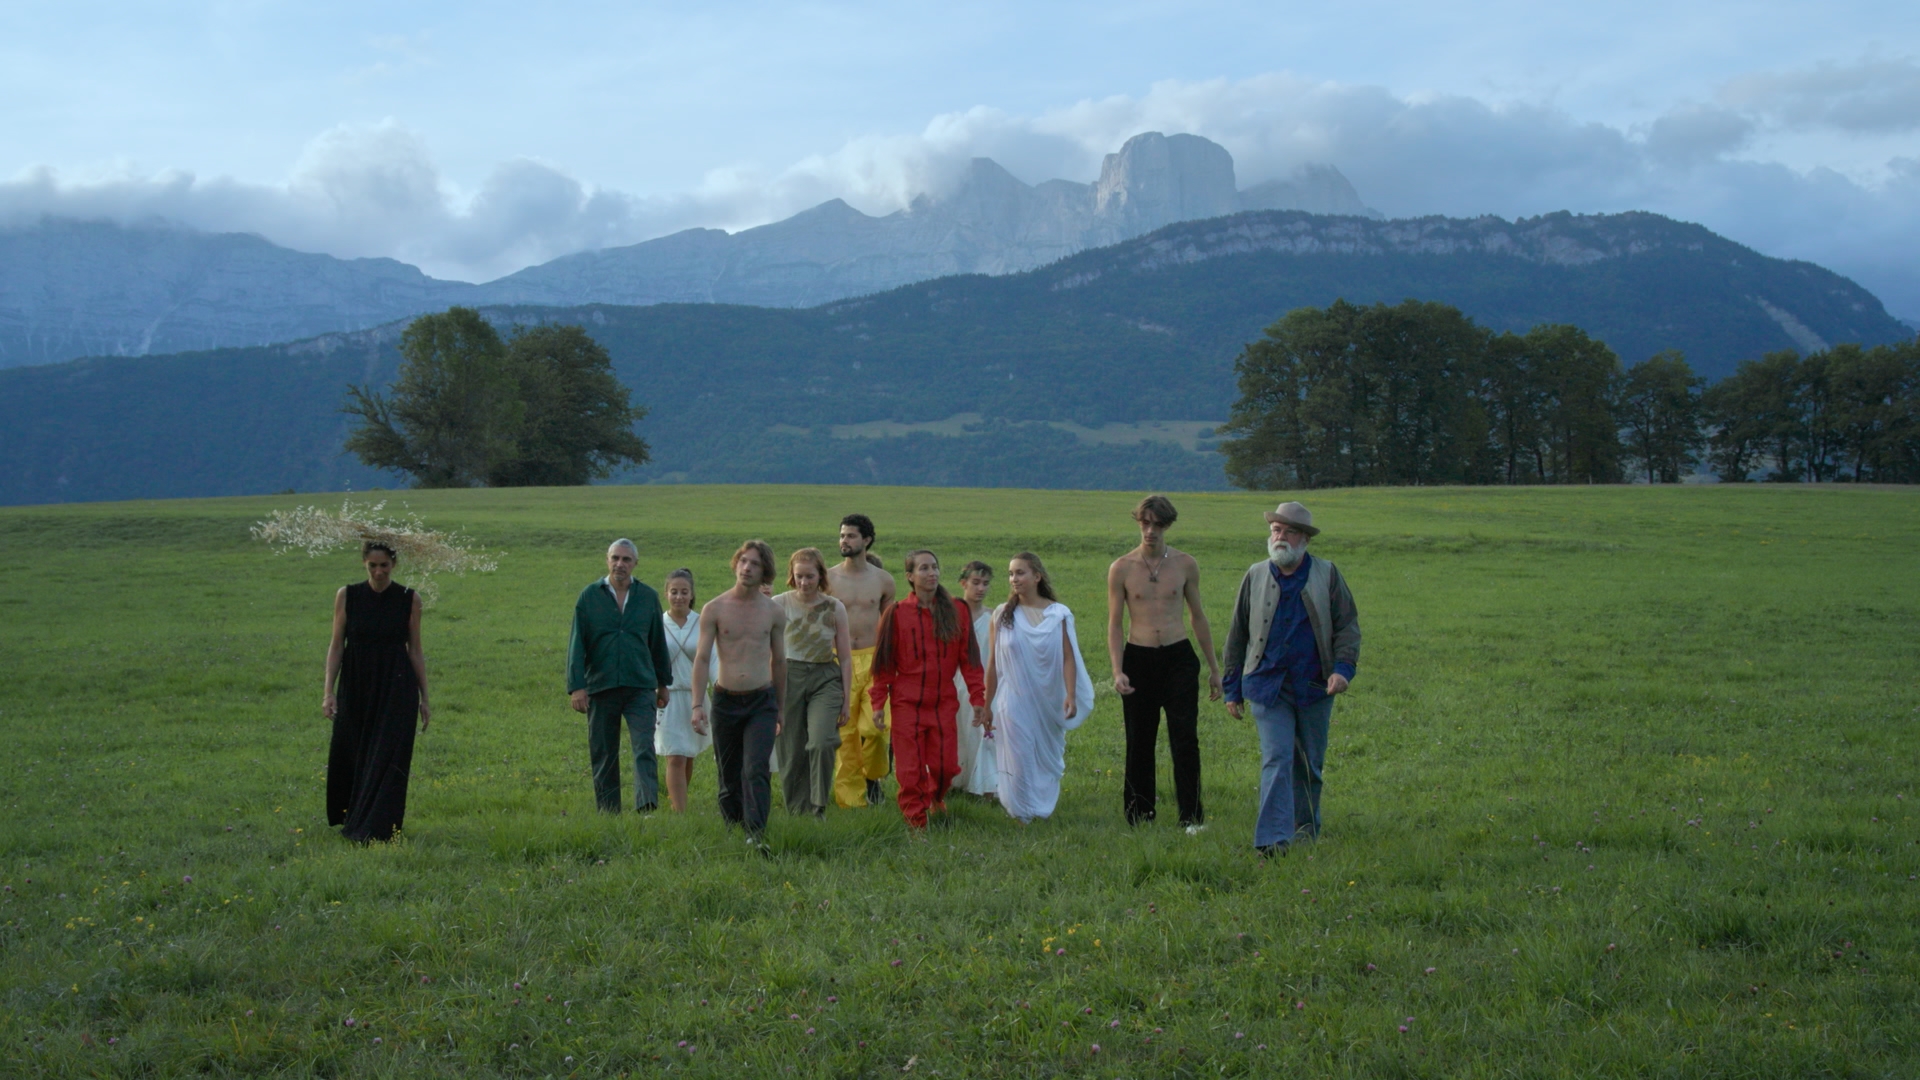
[1250,694,1333,848]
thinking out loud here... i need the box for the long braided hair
[873,549,963,671]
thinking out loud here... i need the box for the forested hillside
[2,210,1909,504]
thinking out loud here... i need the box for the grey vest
[1236,555,1335,681]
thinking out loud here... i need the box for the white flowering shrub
[250,498,499,604]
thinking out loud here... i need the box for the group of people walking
[322,497,1362,857]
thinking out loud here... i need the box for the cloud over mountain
[5,64,1917,313]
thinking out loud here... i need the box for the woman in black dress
[322,541,431,841]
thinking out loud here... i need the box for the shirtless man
[827,513,897,808]
[1106,494,1222,831]
[690,539,787,848]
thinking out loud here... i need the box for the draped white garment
[954,607,998,794]
[990,602,1095,822]
[654,612,711,758]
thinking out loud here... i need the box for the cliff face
[476,132,1378,309]
[1,133,1384,366]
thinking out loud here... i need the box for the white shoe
[1184,824,1208,836]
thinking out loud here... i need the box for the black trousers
[711,685,779,836]
[1121,640,1204,826]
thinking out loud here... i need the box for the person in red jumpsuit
[869,549,987,829]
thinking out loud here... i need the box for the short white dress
[953,606,999,794]
[654,611,711,758]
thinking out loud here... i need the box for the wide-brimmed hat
[1263,501,1319,537]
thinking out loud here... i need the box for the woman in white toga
[985,552,1095,823]
[654,568,709,812]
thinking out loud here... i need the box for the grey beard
[1268,537,1302,568]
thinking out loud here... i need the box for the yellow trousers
[832,646,890,807]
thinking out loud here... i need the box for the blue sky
[4,1,1917,313]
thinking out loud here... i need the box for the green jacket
[567,578,673,694]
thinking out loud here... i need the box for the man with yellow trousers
[828,514,896,807]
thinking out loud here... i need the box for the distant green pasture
[0,484,1915,1077]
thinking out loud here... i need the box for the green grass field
[2,484,1916,1078]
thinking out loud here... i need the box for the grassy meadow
[0,483,1916,1078]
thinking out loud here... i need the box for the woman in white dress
[654,568,709,812]
[985,552,1095,823]
[952,561,999,798]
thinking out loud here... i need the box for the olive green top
[778,592,840,664]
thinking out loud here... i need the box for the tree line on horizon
[1219,300,1920,489]
[344,303,1917,492]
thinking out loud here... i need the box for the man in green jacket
[568,538,674,812]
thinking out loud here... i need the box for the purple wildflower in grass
[700,999,708,1006]
[344,1017,356,1028]
[1153,1027,1163,1034]
[677,1041,688,1049]
[1365,963,1376,972]
[1406,1017,1415,1024]
[510,1043,520,1050]
[806,1027,816,1035]
[827,996,838,1003]
[1398,1025,1409,1033]
[1090,1044,1101,1054]
[108,1038,118,1045]
[372,1038,382,1046]
[1257,1043,1267,1050]
[1083,1007,1093,1015]
[790,1014,800,1021]
[1294,1001,1305,1010]
[890,959,903,967]
[1055,948,1066,956]
[1425,967,1437,974]
[1235,1032,1245,1039]
[1109,1019,1120,1029]
[182,875,193,884]
[1606,943,1617,951]
[245,1010,254,1017]
[858,1041,868,1048]
[513,982,522,990]
[421,976,432,984]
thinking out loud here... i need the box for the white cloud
[4,70,1919,315]
[1721,56,1920,133]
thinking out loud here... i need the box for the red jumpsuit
[869,594,985,828]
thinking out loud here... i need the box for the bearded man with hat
[1221,501,1362,856]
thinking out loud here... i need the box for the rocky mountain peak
[1094,132,1240,231]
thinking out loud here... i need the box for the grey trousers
[777,660,845,814]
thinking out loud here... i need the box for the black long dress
[327,581,420,841]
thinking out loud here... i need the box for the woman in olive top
[773,548,853,816]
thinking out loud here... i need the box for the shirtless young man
[1106,494,1222,830]
[690,540,787,848]
[827,513,897,808]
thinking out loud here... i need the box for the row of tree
[1219,300,1920,488]
[345,308,650,487]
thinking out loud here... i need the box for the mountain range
[2,206,1910,506]
[0,132,1375,368]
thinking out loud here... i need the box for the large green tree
[1220,301,1622,489]
[344,308,649,488]
[487,324,651,486]
[1619,351,1705,483]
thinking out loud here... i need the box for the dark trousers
[1121,640,1204,826]
[589,686,658,812]
[712,685,779,836]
